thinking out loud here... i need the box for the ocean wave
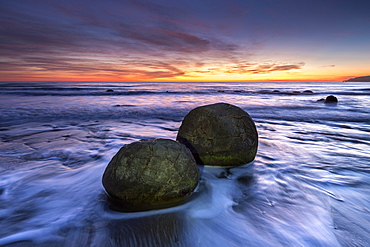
[2,86,370,97]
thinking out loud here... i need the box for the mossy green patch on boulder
[102,138,200,211]
[177,103,258,167]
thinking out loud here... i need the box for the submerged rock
[102,139,200,211]
[325,95,338,104]
[106,89,114,92]
[177,103,258,167]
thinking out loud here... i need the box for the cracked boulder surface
[102,138,200,211]
[177,103,258,167]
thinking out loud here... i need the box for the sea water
[0,81,369,246]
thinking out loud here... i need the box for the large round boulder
[102,139,200,211]
[177,103,258,167]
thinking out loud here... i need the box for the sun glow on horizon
[0,62,362,82]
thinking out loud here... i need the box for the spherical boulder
[325,95,338,104]
[177,103,258,167]
[102,139,200,211]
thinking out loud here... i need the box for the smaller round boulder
[177,103,258,167]
[102,139,200,211]
[325,95,338,104]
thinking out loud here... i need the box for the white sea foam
[0,81,369,246]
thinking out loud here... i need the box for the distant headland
[344,76,370,82]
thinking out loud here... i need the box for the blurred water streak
[0,81,369,246]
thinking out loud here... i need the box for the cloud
[0,1,307,81]
[319,65,335,68]
[0,52,187,80]
[114,25,211,52]
[269,63,305,72]
[191,61,305,76]
[0,0,246,80]
[50,0,216,53]
[227,62,305,75]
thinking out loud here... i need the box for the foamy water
[0,81,369,246]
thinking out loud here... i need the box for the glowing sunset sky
[1,0,370,82]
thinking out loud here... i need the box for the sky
[1,0,370,82]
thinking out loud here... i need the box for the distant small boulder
[102,139,200,211]
[325,95,338,104]
[303,90,313,94]
[177,103,258,167]
[106,89,114,92]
